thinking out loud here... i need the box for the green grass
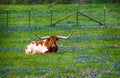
[0,28,120,77]
[0,4,120,77]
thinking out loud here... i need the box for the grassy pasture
[0,4,120,77]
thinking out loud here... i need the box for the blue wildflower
[71,46,77,51]
[89,74,97,78]
[76,56,84,62]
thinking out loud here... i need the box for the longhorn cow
[25,31,73,54]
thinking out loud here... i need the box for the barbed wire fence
[1,7,105,28]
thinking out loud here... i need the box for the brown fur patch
[35,41,44,46]
[44,41,49,47]
[31,42,34,44]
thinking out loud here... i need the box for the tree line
[0,0,119,4]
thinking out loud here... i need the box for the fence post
[78,12,103,25]
[53,12,76,26]
[76,11,78,26]
[28,8,32,40]
[76,4,78,26]
[7,10,8,28]
[50,7,53,26]
[104,6,106,26]
[28,8,31,27]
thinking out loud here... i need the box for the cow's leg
[53,47,58,53]
[45,51,49,54]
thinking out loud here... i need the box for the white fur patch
[25,41,48,54]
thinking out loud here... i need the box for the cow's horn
[57,31,73,39]
[34,32,50,39]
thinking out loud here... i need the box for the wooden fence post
[104,6,106,26]
[28,8,31,27]
[50,7,53,26]
[7,10,8,27]
[76,5,78,26]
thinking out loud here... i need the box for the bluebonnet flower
[71,46,77,51]
[76,56,84,62]
[113,61,120,69]
[89,74,97,78]
[66,75,71,78]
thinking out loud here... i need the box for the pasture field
[0,4,120,77]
